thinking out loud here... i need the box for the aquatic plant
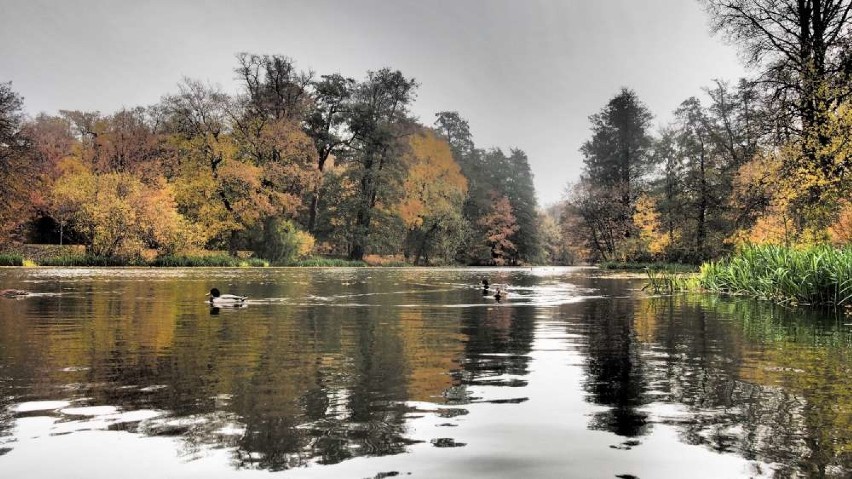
[289,258,367,267]
[642,269,698,294]
[698,244,852,306]
[601,261,698,273]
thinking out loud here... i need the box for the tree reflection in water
[580,297,650,438]
[634,295,852,477]
[0,269,851,477]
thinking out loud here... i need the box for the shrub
[255,219,315,265]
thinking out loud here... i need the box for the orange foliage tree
[396,129,468,264]
[477,194,519,265]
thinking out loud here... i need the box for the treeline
[0,54,543,265]
[562,0,852,264]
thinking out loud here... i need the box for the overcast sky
[0,0,746,206]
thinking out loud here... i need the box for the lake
[0,267,849,478]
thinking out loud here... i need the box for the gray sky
[0,0,745,206]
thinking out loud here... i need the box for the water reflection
[581,298,650,437]
[0,268,850,477]
[645,296,852,477]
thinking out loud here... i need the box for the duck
[481,278,490,289]
[1,289,30,298]
[207,288,247,305]
[494,286,507,302]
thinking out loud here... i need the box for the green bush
[254,219,314,265]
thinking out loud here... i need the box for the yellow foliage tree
[395,129,468,264]
[828,200,852,245]
[53,168,199,258]
[632,194,670,257]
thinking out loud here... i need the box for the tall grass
[0,253,24,266]
[643,269,699,294]
[601,261,698,273]
[699,244,852,306]
[38,255,144,267]
[289,258,367,267]
[150,255,262,267]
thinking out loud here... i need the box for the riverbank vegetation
[561,1,852,306]
[700,245,852,306]
[644,245,852,307]
[0,56,542,266]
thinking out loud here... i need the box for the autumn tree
[703,0,852,210]
[396,129,468,265]
[478,194,519,266]
[162,79,269,252]
[0,82,35,244]
[52,168,198,258]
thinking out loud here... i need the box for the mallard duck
[207,288,247,305]
[494,287,507,302]
[0,289,29,298]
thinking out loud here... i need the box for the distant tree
[304,73,356,231]
[162,79,295,253]
[564,179,628,261]
[539,207,570,265]
[580,88,653,248]
[52,169,198,258]
[674,96,716,256]
[478,194,519,266]
[580,88,654,239]
[434,111,474,158]
[396,129,468,265]
[234,53,312,121]
[0,82,34,244]
[346,69,418,260]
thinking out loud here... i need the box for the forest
[2,0,851,268]
[0,55,543,266]
[561,0,852,264]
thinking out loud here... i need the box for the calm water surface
[0,267,850,478]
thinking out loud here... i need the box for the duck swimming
[494,286,507,302]
[0,289,29,298]
[207,288,247,305]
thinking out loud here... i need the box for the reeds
[642,269,699,294]
[601,261,698,273]
[698,244,852,306]
[150,255,266,267]
[289,258,367,267]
